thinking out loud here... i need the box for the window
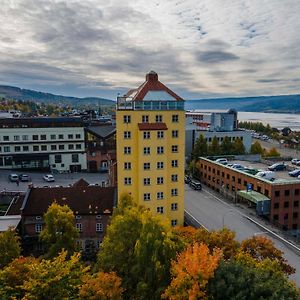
[171,220,177,226]
[59,145,65,150]
[157,192,164,200]
[295,189,300,196]
[68,134,74,139]
[55,154,62,163]
[142,115,149,123]
[171,188,178,196]
[275,191,280,197]
[157,131,164,139]
[59,134,64,139]
[171,160,178,167]
[96,223,103,232]
[157,146,164,154]
[293,212,298,219]
[171,145,178,153]
[4,146,10,152]
[50,134,56,140]
[157,177,164,184]
[124,147,131,154]
[143,147,150,155]
[33,146,39,151]
[72,154,79,163]
[35,224,42,233]
[14,135,20,141]
[274,203,279,209]
[3,136,9,141]
[143,131,150,139]
[285,190,290,196]
[144,193,151,201]
[171,174,178,182]
[273,214,279,221]
[172,114,179,122]
[51,145,57,151]
[41,145,47,151]
[68,144,74,150]
[123,115,131,123]
[22,135,28,141]
[144,178,151,185]
[155,115,162,122]
[33,135,38,140]
[172,130,178,138]
[76,134,81,139]
[171,203,178,211]
[76,144,82,150]
[157,162,164,169]
[294,200,299,207]
[124,131,131,139]
[157,206,164,214]
[284,201,289,208]
[124,162,131,170]
[76,223,83,232]
[23,146,29,151]
[124,177,132,185]
[143,162,150,170]
[14,146,21,152]
[40,135,46,140]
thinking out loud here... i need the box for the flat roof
[237,190,270,203]
[0,215,21,231]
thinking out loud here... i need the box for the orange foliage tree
[162,243,222,300]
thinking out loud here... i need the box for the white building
[0,117,87,172]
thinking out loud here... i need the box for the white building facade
[0,117,87,172]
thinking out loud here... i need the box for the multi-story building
[0,117,87,172]
[185,110,252,156]
[116,71,185,226]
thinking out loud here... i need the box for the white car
[43,174,55,182]
[216,158,228,165]
[291,158,300,165]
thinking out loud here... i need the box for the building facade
[116,71,185,226]
[0,117,87,172]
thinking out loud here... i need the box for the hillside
[186,94,300,113]
[0,85,115,106]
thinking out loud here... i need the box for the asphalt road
[0,169,108,192]
[185,184,300,286]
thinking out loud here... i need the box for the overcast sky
[0,0,299,100]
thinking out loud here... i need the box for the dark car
[268,163,286,171]
[289,169,300,177]
[184,175,191,184]
[189,179,202,190]
[19,174,30,182]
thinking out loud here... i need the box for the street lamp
[222,209,234,227]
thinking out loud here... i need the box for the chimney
[146,71,158,82]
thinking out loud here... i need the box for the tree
[250,141,264,155]
[232,138,246,155]
[208,136,220,156]
[79,271,123,300]
[0,227,21,268]
[265,147,280,157]
[39,202,79,258]
[208,259,300,300]
[220,136,232,155]
[162,243,222,300]
[192,134,208,160]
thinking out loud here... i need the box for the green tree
[39,202,79,258]
[232,138,246,155]
[208,136,221,156]
[0,227,21,268]
[208,259,300,300]
[192,134,208,160]
[250,141,264,155]
[220,136,232,155]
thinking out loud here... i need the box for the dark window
[172,115,179,122]
[293,212,298,219]
[274,203,279,209]
[142,115,149,123]
[33,146,39,151]
[257,186,261,193]
[51,134,56,140]
[208,166,211,172]
[23,146,29,151]
[232,176,235,182]
[227,174,230,179]
[72,154,79,163]
[285,190,290,196]
[14,146,21,152]
[3,136,9,141]
[265,189,269,197]
[40,135,46,140]
[295,189,300,196]
[59,145,64,150]
[221,172,224,178]
[212,168,215,174]
[76,134,81,139]
[238,178,241,184]
[55,155,62,163]
[244,181,247,186]
[292,224,298,230]
[284,213,288,220]
[273,214,279,221]
[123,115,131,123]
[294,200,299,207]
[275,191,280,197]
[76,144,81,149]
[172,130,178,138]
[59,134,64,139]
[68,144,74,150]
[284,201,289,208]
[68,134,73,139]
[41,145,47,151]
[51,145,57,150]
[33,135,38,140]
[217,170,220,175]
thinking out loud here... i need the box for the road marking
[184,210,209,231]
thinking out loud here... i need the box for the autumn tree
[39,202,79,258]
[232,137,246,155]
[208,136,221,156]
[0,227,21,268]
[250,141,264,155]
[192,134,208,160]
[163,243,222,300]
[220,136,232,155]
[265,147,280,157]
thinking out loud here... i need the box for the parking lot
[0,169,108,192]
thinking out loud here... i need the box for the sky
[0,0,299,100]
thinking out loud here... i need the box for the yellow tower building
[116,71,185,226]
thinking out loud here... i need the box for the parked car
[231,164,245,170]
[43,174,55,182]
[268,163,286,171]
[256,171,276,181]
[291,158,300,165]
[242,168,259,175]
[215,158,228,165]
[8,174,19,182]
[289,169,300,177]
[184,175,191,184]
[19,174,30,182]
[189,179,202,190]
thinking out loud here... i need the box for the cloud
[196,51,240,64]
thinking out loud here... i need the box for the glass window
[143,147,150,155]
[55,154,62,163]
[3,136,9,141]
[124,177,132,185]
[171,160,178,167]
[172,130,178,138]
[157,192,164,200]
[156,206,164,213]
[32,135,38,140]
[14,135,20,141]
[123,115,131,123]
[96,223,103,232]
[171,220,177,226]
[14,146,21,152]
[33,145,39,151]
[172,115,179,123]
[59,134,64,139]
[35,224,42,233]
[51,145,57,151]
[143,162,150,170]
[68,134,74,139]
[171,203,178,210]
[72,154,79,163]
[157,131,164,139]
[59,145,65,150]
[76,144,81,149]
[124,162,131,170]
[76,223,82,232]
[171,174,178,182]
[157,177,164,184]
[155,115,163,122]
[4,146,10,152]
[22,135,28,141]
[143,131,150,139]
[157,146,164,154]
[142,115,149,123]
[143,193,151,201]
[124,131,131,139]
[40,135,46,140]
[50,134,56,140]
[41,145,47,151]
[171,188,178,196]
[124,147,131,154]
[68,144,74,150]
[23,146,29,152]
[144,178,151,185]
[171,145,178,153]
[157,162,164,169]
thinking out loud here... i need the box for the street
[0,169,108,192]
[185,184,300,286]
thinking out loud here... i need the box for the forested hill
[0,85,114,106]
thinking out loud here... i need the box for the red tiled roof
[138,123,168,131]
[127,71,183,101]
